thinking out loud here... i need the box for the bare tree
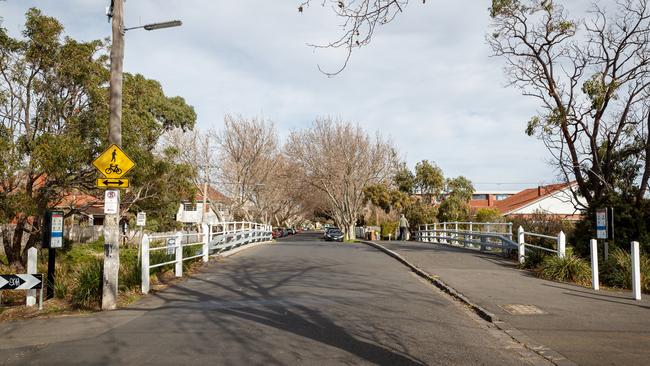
[285,117,398,239]
[489,0,650,208]
[298,0,419,75]
[214,115,279,221]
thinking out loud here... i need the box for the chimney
[538,186,543,196]
[487,194,493,206]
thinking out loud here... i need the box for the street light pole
[102,0,125,310]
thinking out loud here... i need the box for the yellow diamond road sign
[92,144,135,179]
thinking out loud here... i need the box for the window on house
[472,194,488,200]
[183,203,197,211]
[495,194,510,201]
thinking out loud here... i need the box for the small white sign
[50,212,64,248]
[596,208,607,239]
[104,190,119,215]
[166,238,176,255]
[136,212,146,227]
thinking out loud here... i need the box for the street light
[102,0,182,311]
[124,20,183,32]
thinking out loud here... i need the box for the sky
[1,0,595,191]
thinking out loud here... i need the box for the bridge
[1,230,648,365]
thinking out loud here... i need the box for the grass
[537,252,592,286]
[0,237,206,318]
[602,247,650,292]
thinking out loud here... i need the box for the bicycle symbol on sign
[105,164,123,175]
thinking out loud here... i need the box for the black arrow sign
[103,179,125,186]
[0,274,43,290]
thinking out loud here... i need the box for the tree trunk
[9,218,27,269]
[346,223,356,241]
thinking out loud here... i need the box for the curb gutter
[358,240,577,366]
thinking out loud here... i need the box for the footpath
[366,240,650,366]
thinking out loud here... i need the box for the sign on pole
[104,190,119,215]
[596,208,608,239]
[0,274,43,290]
[92,144,135,179]
[97,178,129,188]
[167,238,176,255]
[136,212,147,227]
[596,207,614,240]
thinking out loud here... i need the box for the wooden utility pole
[102,0,125,310]
[201,136,209,225]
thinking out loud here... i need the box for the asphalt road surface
[1,232,547,365]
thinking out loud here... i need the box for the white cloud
[1,0,598,190]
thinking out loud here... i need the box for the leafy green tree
[0,9,107,266]
[474,208,503,223]
[437,176,474,222]
[0,9,196,266]
[394,162,415,193]
[414,160,444,199]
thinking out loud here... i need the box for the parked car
[272,228,281,238]
[287,228,296,235]
[324,228,344,242]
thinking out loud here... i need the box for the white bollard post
[557,231,566,258]
[590,239,599,290]
[202,224,209,263]
[26,247,37,307]
[631,241,642,300]
[175,232,183,277]
[141,234,150,294]
[518,226,525,265]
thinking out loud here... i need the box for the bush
[380,221,399,240]
[521,248,549,270]
[71,257,103,309]
[537,250,591,286]
[602,247,650,292]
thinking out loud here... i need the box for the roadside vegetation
[0,238,203,319]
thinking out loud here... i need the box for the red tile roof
[494,182,576,215]
[194,186,230,203]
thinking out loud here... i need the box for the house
[472,182,585,221]
[176,186,232,226]
[470,190,518,208]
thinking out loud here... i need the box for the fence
[516,226,566,264]
[141,222,272,294]
[415,221,517,255]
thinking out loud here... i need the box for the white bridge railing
[416,221,516,254]
[415,221,566,263]
[141,222,272,294]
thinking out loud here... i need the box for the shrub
[602,247,650,292]
[71,257,103,309]
[380,221,399,240]
[521,248,549,270]
[537,251,591,286]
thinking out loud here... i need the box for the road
[1,232,546,365]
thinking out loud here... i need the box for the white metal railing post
[141,234,150,294]
[443,222,447,243]
[202,224,209,262]
[631,241,642,300]
[454,222,458,244]
[590,239,599,290]
[26,247,37,307]
[557,231,566,258]
[424,224,428,242]
[175,231,183,277]
[518,226,525,264]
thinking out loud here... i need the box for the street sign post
[104,190,119,215]
[92,144,135,179]
[42,210,64,299]
[137,212,147,227]
[596,207,614,260]
[0,274,44,310]
[97,178,129,188]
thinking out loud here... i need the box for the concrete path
[372,240,650,366]
[0,233,546,365]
